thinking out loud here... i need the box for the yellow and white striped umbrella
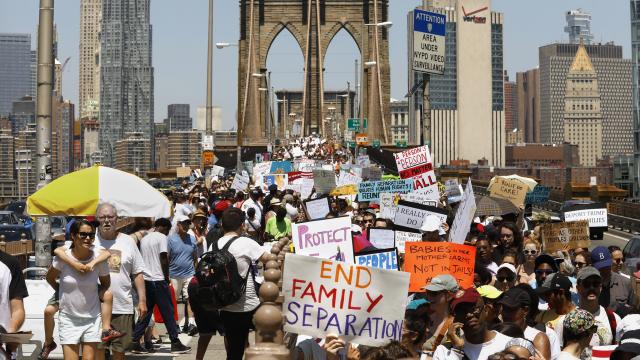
[26,165,171,218]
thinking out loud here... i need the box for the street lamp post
[206,0,214,135]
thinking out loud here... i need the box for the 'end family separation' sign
[283,253,410,346]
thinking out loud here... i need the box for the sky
[0,1,632,130]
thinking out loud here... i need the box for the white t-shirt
[52,249,109,318]
[432,331,512,360]
[555,306,622,347]
[525,326,561,360]
[139,232,168,281]
[217,234,267,313]
[556,352,580,360]
[241,198,263,223]
[187,229,207,257]
[94,232,146,314]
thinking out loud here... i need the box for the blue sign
[270,161,293,174]
[525,185,551,205]
[414,9,446,36]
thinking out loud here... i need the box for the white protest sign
[230,174,250,192]
[313,169,337,195]
[564,208,608,228]
[412,9,446,75]
[449,179,477,244]
[394,200,448,231]
[283,253,409,346]
[297,160,316,172]
[337,171,362,187]
[355,249,398,271]
[211,165,225,177]
[292,217,354,262]
[395,231,423,253]
[304,197,331,220]
[367,228,395,249]
[357,155,371,167]
[379,193,439,220]
[299,178,315,199]
[252,162,272,182]
[394,145,439,199]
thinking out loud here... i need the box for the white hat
[497,263,516,275]
[174,214,190,223]
[620,314,640,336]
[351,224,363,234]
[420,215,440,233]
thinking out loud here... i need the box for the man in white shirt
[93,203,149,360]
[432,288,512,360]
[241,188,264,225]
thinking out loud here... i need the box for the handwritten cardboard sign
[313,169,337,195]
[490,177,527,208]
[358,180,414,202]
[176,166,191,178]
[525,185,551,205]
[449,179,477,244]
[541,220,591,252]
[292,216,354,262]
[395,231,423,253]
[367,228,395,249]
[394,200,448,231]
[230,173,250,192]
[304,197,331,220]
[283,253,409,346]
[404,242,476,292]
[355,248,399,271]
[394,145,439,198]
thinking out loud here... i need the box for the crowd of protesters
[1,136,640,360]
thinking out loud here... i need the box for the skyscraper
[539,42,633,158]
[631,0,640,198]
[412,0,505,166]
[165,104,192,132]
[565,9,594,45]
[100,0,154,167]
[563,43,603,166]
[0,34,35,116]
[516,68,541,143]
[504,70,517,133]
[79,0,101,120]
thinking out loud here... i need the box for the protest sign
[355,248,399,271]
[357,155,371,167]
[367,228,395,249]
[296,160,316,172]
[304,197,331,220]
[394,145,432,175]
[283,253,409,346]
[330,184,358,196]
[358,180,413,202]
[367,167,382,181]
[379,193,439,220]
[211,165,225,177]
[313,169,337,195]
[230,173,250,192]
[262,174,288,190]
[285,183,302,193]
[271,161,293,174]
[395,231,423,253]
[242,161,254,176]
[449,179,477,244]
[337,171,362,187]
[299,179,315,199]
[541,220,591,252]
[412,175,440,201]
[394,200,448,232]
[404,242,476,292]
[490,177,527,208]
[445,179,462,203]
[288,171,314,183]
[563,206,608,228]
[176,166,191,178]
[253,162,272,182]
[525,185,551,205]
[292,216,354,262]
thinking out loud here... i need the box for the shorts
[47,290,60,306]
[187,279,224,336]
[171,276,193,302]
[58,312,102,345]
[98,314,133,353]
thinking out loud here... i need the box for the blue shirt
[168,232,196,278]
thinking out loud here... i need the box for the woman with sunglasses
[572,251,590,276]
[517,239,541,285]
[45,220,110,360]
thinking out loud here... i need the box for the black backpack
[194,236,246,310]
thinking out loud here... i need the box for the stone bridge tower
[237,0,391,145]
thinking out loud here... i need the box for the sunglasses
[575,261,587,267]
[523,249,538,255]
[78,231,95,239]
[535,269,555,275]
[497,275,515,282]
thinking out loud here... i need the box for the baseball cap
[563,309,597,337]
[535,254,559,272]
[476,285,503,300]
[612,330,640,359]
[577,266,602,283]
[497,263,516,275]
[423,274,460,292]
[214,201,230,214]
[498,287,531,308]
[450,288,481,312]
[406,298,430,311]
[250,187,264,196]
[174,214,190,223]
[591,246,613,270]
[536,273,572,295]
[191,210,207,220]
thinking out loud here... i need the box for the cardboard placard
[304,197,331,220]
[449,178,477,244]
[541,220,591,252]
[395,231,423,253]
[358,180,414,202]
[337,171,362,187]
[394,200,448,232]
[283,254,409,346]
[379,193,439,220]
[292,216,354,262]
[176,166,191,178]
[404,242,476,292]
[312,169,337,195]
[230,173,250,192]
[563,207,608,228]
[367,228,396,249]
[355,248,399,271]
[367,167,383,181]
[490,176,528,208]
[270,161,293,174]
[525,185,551,205]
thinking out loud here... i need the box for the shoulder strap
[605,309,617,334]
[220,236,241,252]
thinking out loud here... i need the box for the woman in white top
[46,220,110,360]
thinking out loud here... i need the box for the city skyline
[0,1,631,130]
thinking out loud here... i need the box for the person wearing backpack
[189,207,269,360]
